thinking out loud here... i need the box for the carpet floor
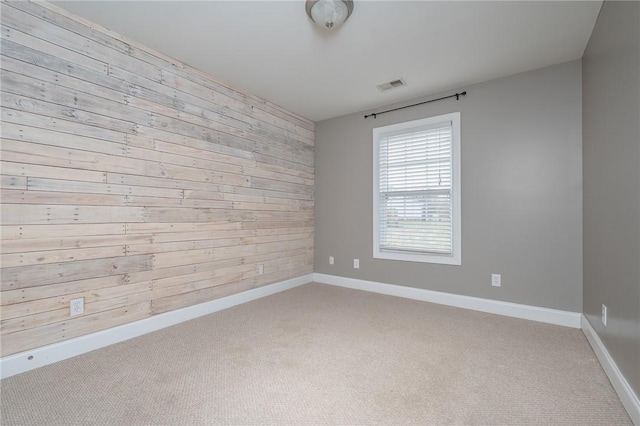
[0,283,632,425]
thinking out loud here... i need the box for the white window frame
[373,112,461,265]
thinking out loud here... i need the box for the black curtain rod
[364,91,467,119]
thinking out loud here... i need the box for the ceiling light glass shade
[306,0,354,29]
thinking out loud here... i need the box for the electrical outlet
[602,304,607,326]
[258,264,264,275]
[491,273,501,287]
[70,297,84,316]
[353,259,359,269]
[329,256,334,265]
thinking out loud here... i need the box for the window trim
[372,112,461,265]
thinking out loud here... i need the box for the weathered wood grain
[0,1,314,357]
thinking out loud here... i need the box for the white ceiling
[53,1,602,122]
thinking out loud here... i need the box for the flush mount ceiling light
[306,0,354,29]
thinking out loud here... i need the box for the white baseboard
[312,273,582,328]
[581,315,640,425]
[0,274,313,379]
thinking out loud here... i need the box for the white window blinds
[378,121,454,255]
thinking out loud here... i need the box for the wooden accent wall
[0,1,314,357]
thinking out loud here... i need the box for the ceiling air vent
[376,78,407,92]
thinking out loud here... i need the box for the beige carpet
[0,283,632,425]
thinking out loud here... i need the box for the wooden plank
[125,237,243,256]
[143,207,255,223]
[106,173,221,192]
[1,91,137,134]
[152,245,256,269]
[1,95,128,146]
[135,124,254,164]
[0,302,151,356]
[1,287,153,335]
[0,189,128,206]
[0,175,27,189]
[151,280,253,315]
[151,273,243,300]
[2,307,68,335]
[151,139,256,170]
[161,66,314,133]
[1,24,109,75]
[126,257,243,283]
[0,40,149,127]
[1,281,153,321]
[1,161,107,183]
[5,1,185,78]
[1,255,154,290]
[2,121,126,157]
[151,229,251,243]
[151,70,314,149]
[151,264,252,291]
[1,4,163,82]
[0,204,146,225]
[1,70,152,126]
[1,52,130,108]
[1,275,128,305]
[0,223,126,240]
[228,184,313,202]
[124,221,240,235]
[1,245,126,268]
[1,139,164,179]
[1,234,151,254]
[27,177,184,199]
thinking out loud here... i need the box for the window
[373,112,461,265]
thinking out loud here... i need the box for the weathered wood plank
[1,281,153,322]
[124,221,240,235]
[1,275,128,305]
[27,177,184,199]
[151,273,243,300]
[0,189,128,206]
[152,245,256,269]
[151,280,254,315]
[1,3,163,82]
[1,233,151,254]
[0,302,151,356]
[0,175,27,189]
[1,245,126,268]
[1,90,137,134]
[1,138,185,180]
[126,237,243,256]
[1,161,107,183]
[106,173,220,192]
[1,287,153,335]
[1,255,154,290]
[1,24,109,75]
[2,120,126,157]
[1,70,152,126]
[1,204,146,225]
[6,0,187,79]
[143,207,255,223]
[0,223,126,240]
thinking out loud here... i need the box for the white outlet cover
[601,304,607,326]
[491,274,501,287]
[354,259,360,269]
[70,297,84,316]
[329,256,334,265]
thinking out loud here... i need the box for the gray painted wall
[315,60,583,312]
[583,1,640,398]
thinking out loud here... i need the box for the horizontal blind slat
[378,121,454,255]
